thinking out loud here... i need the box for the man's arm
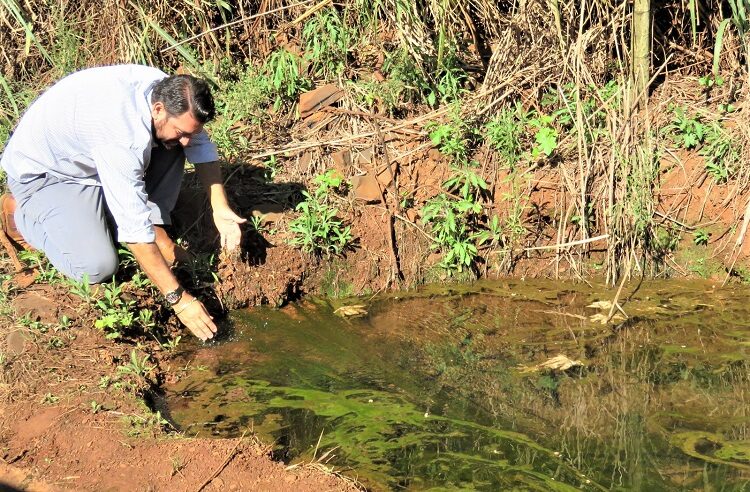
[194,161,246,250]
[127,241,217,341]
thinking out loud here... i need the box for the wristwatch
[165,286,185,306]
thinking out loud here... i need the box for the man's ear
[151,101,166,120]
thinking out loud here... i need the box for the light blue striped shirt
[0,64,219,243]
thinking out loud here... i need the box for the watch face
[166,288,183,305]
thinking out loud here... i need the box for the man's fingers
[177,299,218,340]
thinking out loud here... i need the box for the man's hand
[213,206,246,251]
[174,294,217,341]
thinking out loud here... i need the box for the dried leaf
[519,354,583,373]
[587,300,612,310]
[333,305,368,318]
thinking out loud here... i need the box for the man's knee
[71,250,119,284]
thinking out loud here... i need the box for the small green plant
[90,400,103,414]
[422,197,480,271]
[93,281,135,339]
[171,455,186,477]
[129,271,152,289]
[652,226,680,258]
[161,335,182,352]
[137,309,155,331]
[693,229,710,246]
[527,114,559,159]
[66,273,93,302]
[302,8,351,78]
[426,109,476,161]
[263,155,280,180]
[379,47,432,109]
[183,252,219,287]
[47,336,64,349]
[442,162,489,200]
[18,312,46,332]
[288,170,353,256]
[700,123,738,183]
[118,349,154,379]
[485,104,527,169]
[249,215,267,235]
[263,49,311,110]
[699,74,724,89]
[210,63,270,157]
[117,246,138,270]
[664,106,708,149]
[17,250,61,283]
[41,393,59,404]
[122,410,170,437]
[431,51,468,106]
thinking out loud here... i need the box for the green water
[163,279,750,490]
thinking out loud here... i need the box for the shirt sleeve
[91,144,155,243]
[184,130,219,164]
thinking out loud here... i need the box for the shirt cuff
[117,224,156,243]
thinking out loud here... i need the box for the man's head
[150,74,215,149]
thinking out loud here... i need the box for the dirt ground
[0,283,359,491]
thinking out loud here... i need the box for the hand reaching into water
[174,294,217,341]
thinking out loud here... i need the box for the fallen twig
[523,234,609,252]
[196,430,248,492]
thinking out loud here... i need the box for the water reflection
[162,279,750,490]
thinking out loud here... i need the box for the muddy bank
[0,283,358,491]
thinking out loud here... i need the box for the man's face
[151,101,203,149]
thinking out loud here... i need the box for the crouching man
[0,64,246,340]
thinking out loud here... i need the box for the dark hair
[150,74,215,123]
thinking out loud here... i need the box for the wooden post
[631,0,651,106]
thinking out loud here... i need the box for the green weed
[700,123,738,183]
[137,309,156,331]
[263,49,311,111]
[41,393,59,405]
[66,273,94,302]
[421,193,482,273]
[527,114,559,159]
[430,50,468,106]
[380,47,432,108]
[664,106,708,149]
[262,155,280,181]
[693,229,710,246]
[93,280,135,339]
[118,349,154,379]
[121,409,169,437]
[288,170,353,256]
[210,64,270,158]
[17,250,61,284]
[303,8,351,78]
[249,215,267,235]
[485,104,527,170]
[161,335,182,352]
[90,400,103,414]
[18,312,46,332]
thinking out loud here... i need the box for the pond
[160,279,750,490]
